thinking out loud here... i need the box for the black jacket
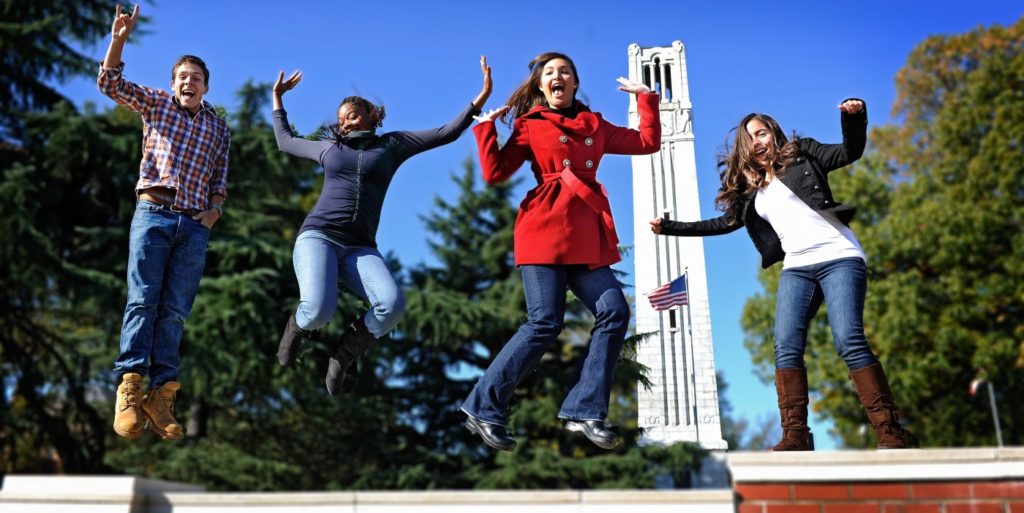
[659,102,867,268]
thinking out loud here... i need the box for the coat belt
[545,167,619,249]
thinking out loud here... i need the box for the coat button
[824,200,830,205]
[559,135,568,143]
[814,185,820,190]
[585,137,593,146]
[563,159,571,167]
[585,160,594,168]
[805,171,810,176]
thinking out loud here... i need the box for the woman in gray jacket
[272,58,491,395]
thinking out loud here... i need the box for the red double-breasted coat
[473,93,661,268]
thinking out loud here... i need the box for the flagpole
[683,267,698,441]
[987,381,1004,448]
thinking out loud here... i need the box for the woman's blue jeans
[291,230,405,338]
[774,257,878,371]
[462,264,630,425]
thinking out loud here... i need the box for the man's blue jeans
[113,200,209,387]
[291,230,405,338]
[774,257,878,371]
[462,264,630,425]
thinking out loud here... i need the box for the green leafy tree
[741,18,1024,448]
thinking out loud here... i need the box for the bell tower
[628,41,727,450]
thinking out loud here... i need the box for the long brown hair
[501,52,579,126]
[714,113,800,214]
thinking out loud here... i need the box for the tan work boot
[113,372,144,439]
[142,381,184,440]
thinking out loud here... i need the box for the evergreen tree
[0,1,131,139]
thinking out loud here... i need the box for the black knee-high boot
[277,313,311,367]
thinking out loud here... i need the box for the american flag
[645,275,689,311]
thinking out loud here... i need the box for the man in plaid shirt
[100,5,229,441]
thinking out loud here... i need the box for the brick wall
[729,448,1024,513]
[735,479,1024,513]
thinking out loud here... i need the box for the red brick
[795,484,850,500]
[739,504,764,513]
[1010,500,1024,513]
[882,504,941,513]
[824,503,880,513]
[946,502,1006,513]
[884,503,937,511]
[973,480,1024,498]
[851,484,911,500]
[767,504,820,513]
[911,482,971,499]
[736,484,792,500]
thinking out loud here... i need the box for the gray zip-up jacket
[273,103,479,247]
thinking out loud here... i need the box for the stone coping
[160,489,731,506]
[728,447,1024,482]
[0,477,733,509]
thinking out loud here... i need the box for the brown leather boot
[113,372,144,439]
[772,367,814,451]
[850,363,916,449]
[142,381,184,440]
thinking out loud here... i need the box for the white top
[755,179,865,269]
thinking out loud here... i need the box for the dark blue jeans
[774,257,878,371]
[113,200,209,387]
[462,264,630,425]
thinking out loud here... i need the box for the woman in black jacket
[651,100,914,450]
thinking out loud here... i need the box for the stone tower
[628,41,727,450]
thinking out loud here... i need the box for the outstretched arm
[102,4,139,69]
[603,77,661,155]
[97,4,160,113]
[650,214,742,237]
[803,98,868,172]
[270,69,332,162]
[272,69,302,111]
[471,55,492,111]
[393,57,490,159]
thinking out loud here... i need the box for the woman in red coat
[461,52,661,451]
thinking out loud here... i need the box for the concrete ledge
[728,447,1024,482]
[160,489,734,508]
[580,489,732,503]
[0,477,734,513]
[355,490,579,504]
[0,475,203,513]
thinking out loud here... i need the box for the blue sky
[63,1,1022,450]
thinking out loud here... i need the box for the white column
[628,41,727,451]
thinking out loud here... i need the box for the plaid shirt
[98,62,230,211]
